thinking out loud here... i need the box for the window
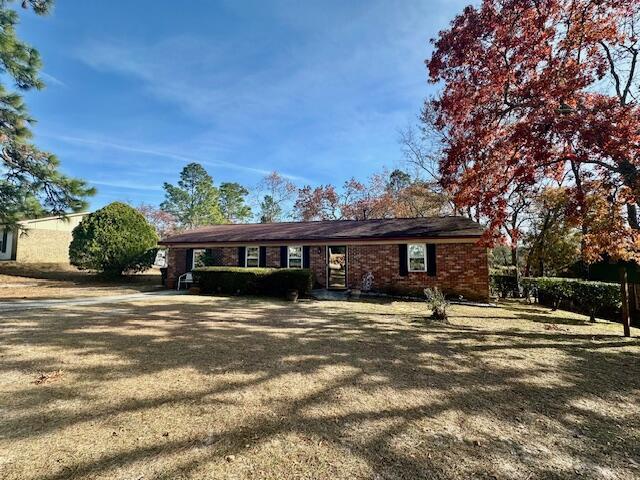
[155,249,167,267]
[245,246,260,267]
[287,246,303,269]
[192,249,207,268]
[408,244,427,272]
[0,228,7,254]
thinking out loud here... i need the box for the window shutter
[259,246,267,267]
[280,246,288,268]
[238,246,246,267]
[399,244,408,276]
[303,246,310,268]
[186,248,194,271]
[427,244,437,276]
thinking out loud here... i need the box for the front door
[327,246,347,289]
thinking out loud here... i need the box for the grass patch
[0,296,638,479]
[0,262,162,300]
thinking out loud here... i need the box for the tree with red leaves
[428,0,640,335]
[137,203,179,239]
[293,171,449,222]
[294,184,342,221]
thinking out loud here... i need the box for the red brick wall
[347,243,489,300]
[266,247,281,268]
[165,242,489,300]
[166,247,238,288]
[166,248,187,289]
[220,248,238,266]
[309,245,327,288]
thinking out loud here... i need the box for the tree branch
[599,40,623,101]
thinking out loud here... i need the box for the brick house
[159,216,489,300]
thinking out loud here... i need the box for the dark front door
[327,246,347,289]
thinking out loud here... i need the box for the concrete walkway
[0,289,187,313]
[310,289,350,301]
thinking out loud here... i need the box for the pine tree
[0,0,94,225]
[160,163,224,229]
[259,195,282,223]
[219,182,252,223]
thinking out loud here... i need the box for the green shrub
[490,274,520,298]
[528,277,574,308]
[523,277,621,321]
[193,267,313,297]
[571,280,622,322]
[69,202,158,276]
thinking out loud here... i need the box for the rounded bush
[69,202,158,276]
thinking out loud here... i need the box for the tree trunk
[510,243,521,298]
[619,265,631,337]
[628,203,639,229]
[624,203,640,332]
[524,252,532,278]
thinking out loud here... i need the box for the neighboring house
[0,212,89,263]
[159,216,489,300]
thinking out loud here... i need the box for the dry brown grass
[0,262,162,300]
[1,296,639,479]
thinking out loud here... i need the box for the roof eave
[158,234,483,247]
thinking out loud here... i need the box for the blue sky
[18,0,469,211]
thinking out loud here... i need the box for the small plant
[424,287,449,320]
[362,272,374,292]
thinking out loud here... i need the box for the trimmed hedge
[522,277,621,321]
[192,267,313,297]
[490,274,520,298]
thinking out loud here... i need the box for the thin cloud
[66,0,467,200]
[72,4,441,188]
[90,179,161,191]
[73,4,434,130]
[45,133,306,181]
[41,72,67,88]
[50,134,195,163]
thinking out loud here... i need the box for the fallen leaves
[32,370,64,385]
[544,323,567,332]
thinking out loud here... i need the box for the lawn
[1,295,639,479]
[0,262,162,300]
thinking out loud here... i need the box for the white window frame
[407,243,428,272]
[192,249,207,269]
[287,245,303,269]
[245,246,260,268]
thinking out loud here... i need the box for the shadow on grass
[1,296,639,479]
[0,261,159,283]
[0,262,162,297]
[495,300,599,326]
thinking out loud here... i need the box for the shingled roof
[159,216,484,245]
